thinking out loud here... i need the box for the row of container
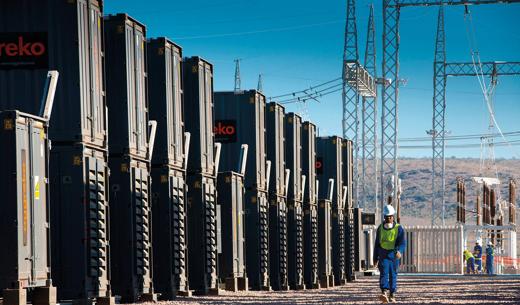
[0,1,361,305]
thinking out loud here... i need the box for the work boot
[378,289,389,303]
[389,293,397,303]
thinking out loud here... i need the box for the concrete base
[225,277,248,292]
[3,288,27,305]
[176,290,193,297]
[291,284,306,290]
[32,286,57,305]
[320,275,335,288]
[140,293,158,302]
[237,277,248,291]
[95,296,115,305]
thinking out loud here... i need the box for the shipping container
[316,136,346,285]
[109,156,156,302]
[151,166,189,299]
[318,179,334,288]
[183,57,215,175]
[301,121,319,289]
[186,173,219,294]
[284,113,305,290]
[104,14,149,159]
[0,110,56,305]
[265,102,288,291]
[0,0,107,147]
[217,171,248,292]
[147,38,184,169]
[214,91,267,191]
[342,139,356,281]
[214,90,270,290]
[50,144,113,302]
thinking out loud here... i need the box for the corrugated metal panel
[183,57,215,175]
[217,172,247,291]
[50,144,110,300]
[214,90,267,191]
[0,111,50,289]
[0,0,107,147]
[151,166,189,299]
[109,155,154,302]
[104,14,148,159]
[186,173,219,294]
[147,38,184,168]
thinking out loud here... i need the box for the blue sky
[105,0,520,158]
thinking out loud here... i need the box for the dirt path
[145,276,520,305]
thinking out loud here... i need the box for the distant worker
[486,242,495,275]
[473,240,483,273]
[464,249,475,274]
[374,205,406,303]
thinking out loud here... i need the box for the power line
[268,77,342,100]
[400,131,520,142]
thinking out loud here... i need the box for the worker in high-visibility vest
[473,240,483,273]
[486,242,495,275]
[373,205,406,304]
[464,249,475,274]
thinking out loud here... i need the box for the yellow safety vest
[464,251,474,261]
[379,223,400,251]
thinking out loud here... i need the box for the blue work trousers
[475,258,482,272]
[486,258,494,275]
[466,257,475,274]
[378,257,399,293]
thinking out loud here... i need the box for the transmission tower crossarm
[445,62,520,76]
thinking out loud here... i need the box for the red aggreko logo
[315,157,323,175]
[214,120,237,143]
[0,32,49,69]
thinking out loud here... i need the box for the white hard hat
[487,241,493,246]
[476,239,482,245]
[383,205,396,217]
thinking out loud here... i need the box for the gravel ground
[142,276,520,305]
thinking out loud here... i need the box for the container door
[256,94,266,190]
[86,155,109,292]
[89,1,107,145]
[173,51,183,166]
[203,62,215,174]
[29,123,49,284]
[125,23,138,153]
[78,0,93,142]
[17,122,32,284]
[134,28,148,157]
[167,46,184,167]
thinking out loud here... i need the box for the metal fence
[401,225,464,274]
